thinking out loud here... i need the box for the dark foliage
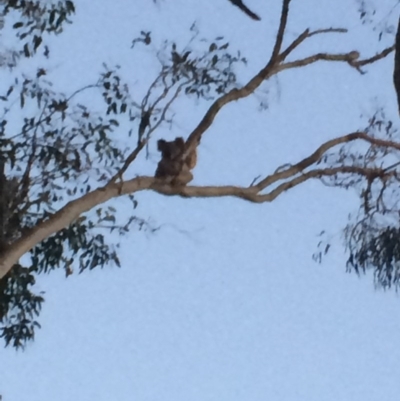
[347,226,400,289]
[394,17,400,114]
[0,264,43,349]
[0,68,139,349]
[0,0,75,66]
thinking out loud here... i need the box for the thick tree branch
[185,0,293,156]
[0,177,156,279]
[3,130,400,278]
[152,165,392,203]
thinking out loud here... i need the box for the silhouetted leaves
[0,67,144,348]
[347,226,400,289]
[1,0,76,63]
[0,264,44,350]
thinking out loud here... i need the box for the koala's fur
[155,137,197,185]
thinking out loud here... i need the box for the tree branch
[270,0,292,61]
[354,45,395,68]
[0,177,156,279]
[257,131,400,190]
[185,27,392,161]
[3,130,399,278]
[279,27,347,61]
[279,51,361,71]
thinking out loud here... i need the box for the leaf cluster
[166,36,247,99]
[0,263,43,349]
[1,0,75,62]
[0,69,142,348]
[347,226,400,289]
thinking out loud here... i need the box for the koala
[155,137,197,185]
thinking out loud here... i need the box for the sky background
[2,0,400,400]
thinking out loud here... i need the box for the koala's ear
[157,139,167,151]
[174,137,185,152]
[175,137,185,146]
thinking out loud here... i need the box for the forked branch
[184,0,394,158]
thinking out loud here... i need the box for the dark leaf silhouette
[227,0,261,21]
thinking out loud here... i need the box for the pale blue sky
[2,1,400,400]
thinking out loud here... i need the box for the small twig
[383,160,400,172]
[308,27,347,37]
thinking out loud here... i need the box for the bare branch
[185,32,392,161]
[257,132,400,190]
[352,45,395,68]
[259,166,392,203]
[279,45,393,75]
[279,27,347,62]
[185,58,281,153]
[308,28,348,37]
[279,51,361,71]
[146,81,188,139]
[270,0,292,61]
[279,29,310,61]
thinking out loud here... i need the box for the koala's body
[155,137,196,185]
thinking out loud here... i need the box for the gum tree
[0,0,397,348]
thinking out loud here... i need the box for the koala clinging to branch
[155,137,197,185]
